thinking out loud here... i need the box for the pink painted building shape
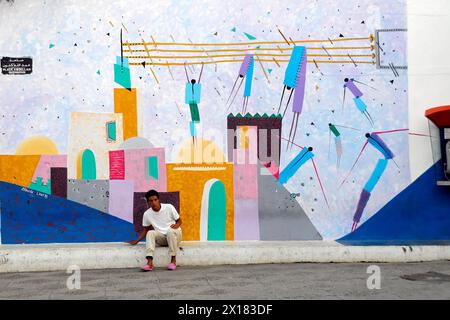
[109,147,167,192]
[31,155,67,185]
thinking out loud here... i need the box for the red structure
[425,105,450,127]
[425,105,450,185]
[109,150,125,180]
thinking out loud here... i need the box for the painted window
[106,121,116,142]
[147,156,158,179]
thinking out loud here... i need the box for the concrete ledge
[1,241,450,273]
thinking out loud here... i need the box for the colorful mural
[2,0,446,246]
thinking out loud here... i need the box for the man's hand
[170,218,182,229]
[127,227,151,245]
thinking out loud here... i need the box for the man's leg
[167,228,182,265]
[145,231,157,267]
[145,230,166,267]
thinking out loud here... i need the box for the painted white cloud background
[0,0,408,239]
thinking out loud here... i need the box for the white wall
[408,0,450,181]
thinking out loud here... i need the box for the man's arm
[170,218,182,229]
[126,225,154,245]
[169,205,182,229]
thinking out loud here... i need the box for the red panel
[425,105,450,128]
[109,150,125,180]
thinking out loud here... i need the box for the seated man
[127,189,182,271]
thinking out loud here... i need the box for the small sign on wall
[1,57,32,75]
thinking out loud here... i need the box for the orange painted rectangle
[114,88,138,140]
[0,155,41,187]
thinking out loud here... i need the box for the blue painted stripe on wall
[353,97,367,113]
[364,159,388,192]
[279,148,314,185]
[284,46,304,88]
[243,58,254,98]
[185,83,201,104]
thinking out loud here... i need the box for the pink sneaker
[167,263,177,270]
[140,265,154,272]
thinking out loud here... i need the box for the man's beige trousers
[145,228,182,257]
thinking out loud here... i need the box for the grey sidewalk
[0,261,449,300]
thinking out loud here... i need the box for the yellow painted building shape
[167,163,234,241]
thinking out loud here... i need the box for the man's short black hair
[145,189,160,201]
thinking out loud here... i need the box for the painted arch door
[200,179,227,241]
[81,149,96,180]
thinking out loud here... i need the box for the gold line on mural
[123,46,374,53]
[255,54,270,83]
[124,53,375,59]
[123,36,373,47]
[129,59,376,66]
[272,57,281,67]
[141,37,160,84]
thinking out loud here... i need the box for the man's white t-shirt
[142,203,180,235]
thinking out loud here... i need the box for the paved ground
[0,261,449,300]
